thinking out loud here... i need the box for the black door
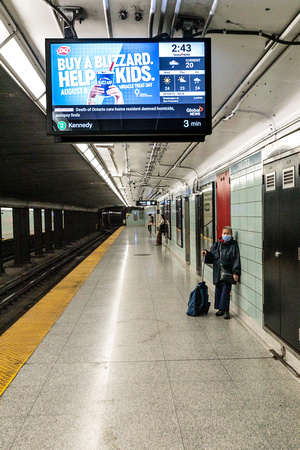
[263,152,300,353]
[176,197,183,248]
[195,194,202,275]
[184,197,190,263]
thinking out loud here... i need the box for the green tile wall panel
[230,164,263,325]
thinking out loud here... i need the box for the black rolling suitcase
[186,259,210,316]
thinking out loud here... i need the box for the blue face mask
[222,235,232,242]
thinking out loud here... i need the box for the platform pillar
[53,209,64,249]
[33,208,44,257]
[44,209,53,252]
[12,207,30,266]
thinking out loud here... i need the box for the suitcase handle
[202,256,205,282]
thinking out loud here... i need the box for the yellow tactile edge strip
[0,227,125,396]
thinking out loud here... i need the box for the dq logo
[56,46,71,56]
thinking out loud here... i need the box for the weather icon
[169,60,179,68]
[194,77,201,83]
[178,76,186,83]
[164,77,171,84]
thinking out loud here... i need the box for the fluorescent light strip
[0,36,45,99]
[91,158,100,168]
[0,3,46,115]
[76,144,89,153]
[0,18,9,42]
[74,143,128,206]
[38,94,47,109]
[97,168,106,176]
[84,149,94,161]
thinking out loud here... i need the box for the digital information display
[46,38,211,142]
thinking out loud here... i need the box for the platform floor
[1,226,300,449]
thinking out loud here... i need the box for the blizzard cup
[96,72,114,95]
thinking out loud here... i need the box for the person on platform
[148,214,154,235]
[155,214,165,246]
[201,226,241,319]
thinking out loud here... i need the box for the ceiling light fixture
[0,3,46,111]
[84,149,94,161]
[111,173,123,177]
[94,143,114,147]
[74,143,129,207]
[75,144,89,153]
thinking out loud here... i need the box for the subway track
[0,228,118,335]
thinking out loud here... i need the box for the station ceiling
[0,0,299,211]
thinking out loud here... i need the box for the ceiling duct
[201,0,219,37]
[148,0,156,38]
[158,0,168,35]
[170,0,182,37]
[102,0,113,38]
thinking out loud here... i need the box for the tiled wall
[126,210,145,227]
[167,158,263,328]
[230,156,263,325]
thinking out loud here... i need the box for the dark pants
[156,229,162,244]
[148,224,152,233]
[214,283,231,312]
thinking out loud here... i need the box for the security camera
[119,10,127,20]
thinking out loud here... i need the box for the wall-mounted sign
[136,200,157,206]
[231,152,261,175]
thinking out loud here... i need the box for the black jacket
[205,239,241,285]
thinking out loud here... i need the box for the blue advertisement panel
[51,42,160,106]
[46,38,212,141]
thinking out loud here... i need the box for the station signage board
[136,200,157,206]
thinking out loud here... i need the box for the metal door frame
[195,183,216,276]
[176,196,183,248]
[184,197,190,264]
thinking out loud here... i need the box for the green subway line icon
[57,121,67,130]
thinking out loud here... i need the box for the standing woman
[155,214,165,246]
[201,226,241,319]
[148,214,154,235]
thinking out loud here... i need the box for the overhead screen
[46,38,211,142]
